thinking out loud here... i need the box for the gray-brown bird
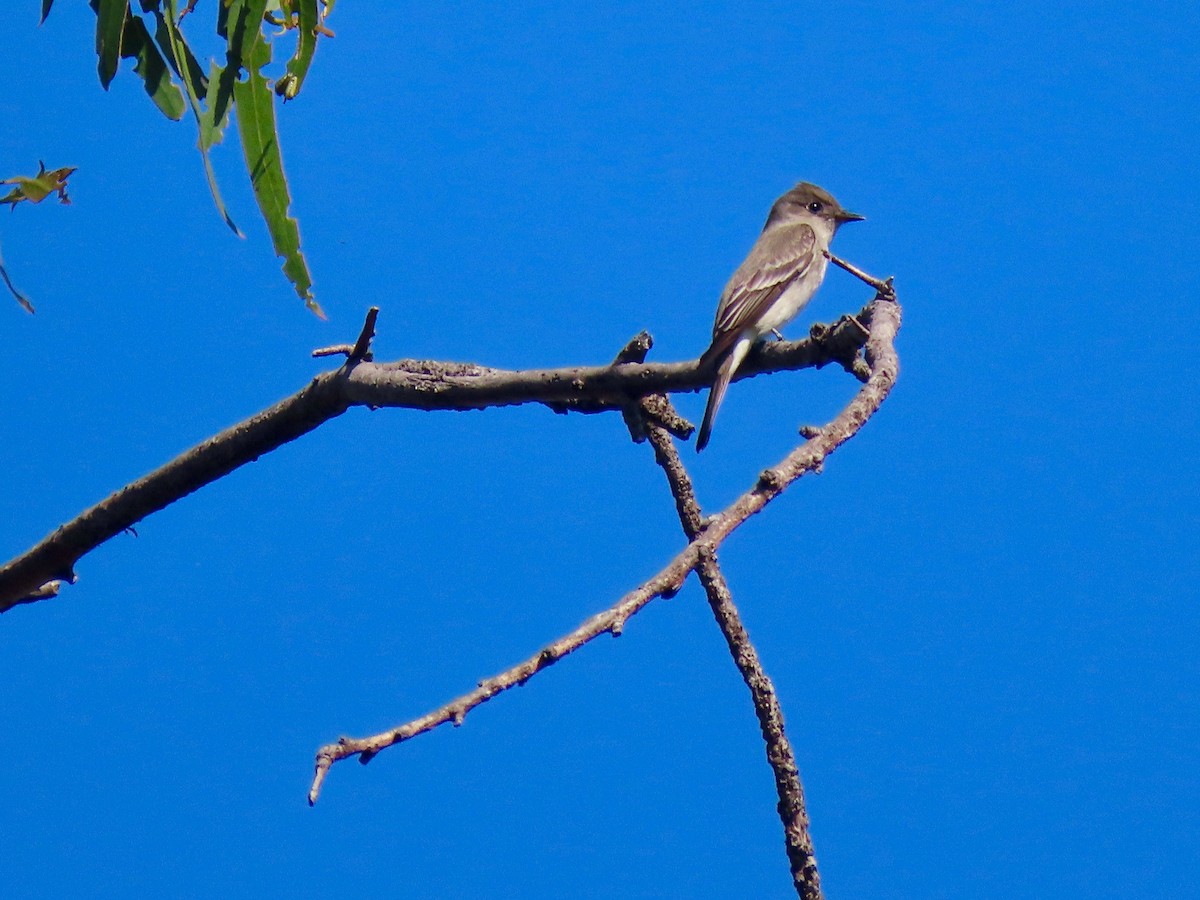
[696,182,864,451]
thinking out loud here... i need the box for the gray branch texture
[2,260,900,900]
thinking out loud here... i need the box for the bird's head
[765,182,864,231]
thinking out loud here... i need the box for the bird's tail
[696,351,739,452]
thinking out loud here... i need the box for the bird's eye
[807,201,823,213]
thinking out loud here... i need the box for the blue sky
[2,2,1198,897]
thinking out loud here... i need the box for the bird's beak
[835,210,865,223]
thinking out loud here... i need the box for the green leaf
[233,33,321,315]
[161,0,241,235]
[203,0,266,151]
[40,1,55,25]
[152,10,206,95]
[94,0,129,89]
[278,0,319,100]
[120,13,184,120]
[224,0,271,69]
[1,162,78,208]
[200,61,235,151]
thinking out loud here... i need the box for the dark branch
[311,307,379,360]
[641,420,821,899]
[0,307,872,613]
[0,377,352,612]
[347,306,379,362]
[339,308,873,415]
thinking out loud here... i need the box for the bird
[695,182,864,451]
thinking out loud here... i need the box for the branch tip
[824,249,892,294]
[348,307,380,362]
[612,331,654,365]
[311,344,353,358]
[310,308,380,361]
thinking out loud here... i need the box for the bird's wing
[703,223,817,363]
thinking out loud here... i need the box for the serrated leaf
[233,34,321,315]
[94,0,129,89]
[279,0,319,100]
[121,14,184,120]
[161,0,241,235]
[200,61,235,151]
[202,0,266,153]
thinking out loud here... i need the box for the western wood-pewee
[695,182,864,451]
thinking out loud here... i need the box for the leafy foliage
[40,0,332,313]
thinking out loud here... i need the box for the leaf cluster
[40,0,334,315]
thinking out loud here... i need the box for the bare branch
[641,419,821,899]
[612,330,656,442]
[310,344,355,359]
[0,308,872,613]
[306,293,901,809]
[0,376,352,612]
[339,308,873,415]
[308,558,695,806]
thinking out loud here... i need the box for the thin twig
[825,250,894,296]
[306,293,900,806]
[308,559,693,805]
[310,344,355,359]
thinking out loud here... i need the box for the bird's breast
[752,254,829,336]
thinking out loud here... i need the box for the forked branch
[5,253,898,898]
[307,287,901,836]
